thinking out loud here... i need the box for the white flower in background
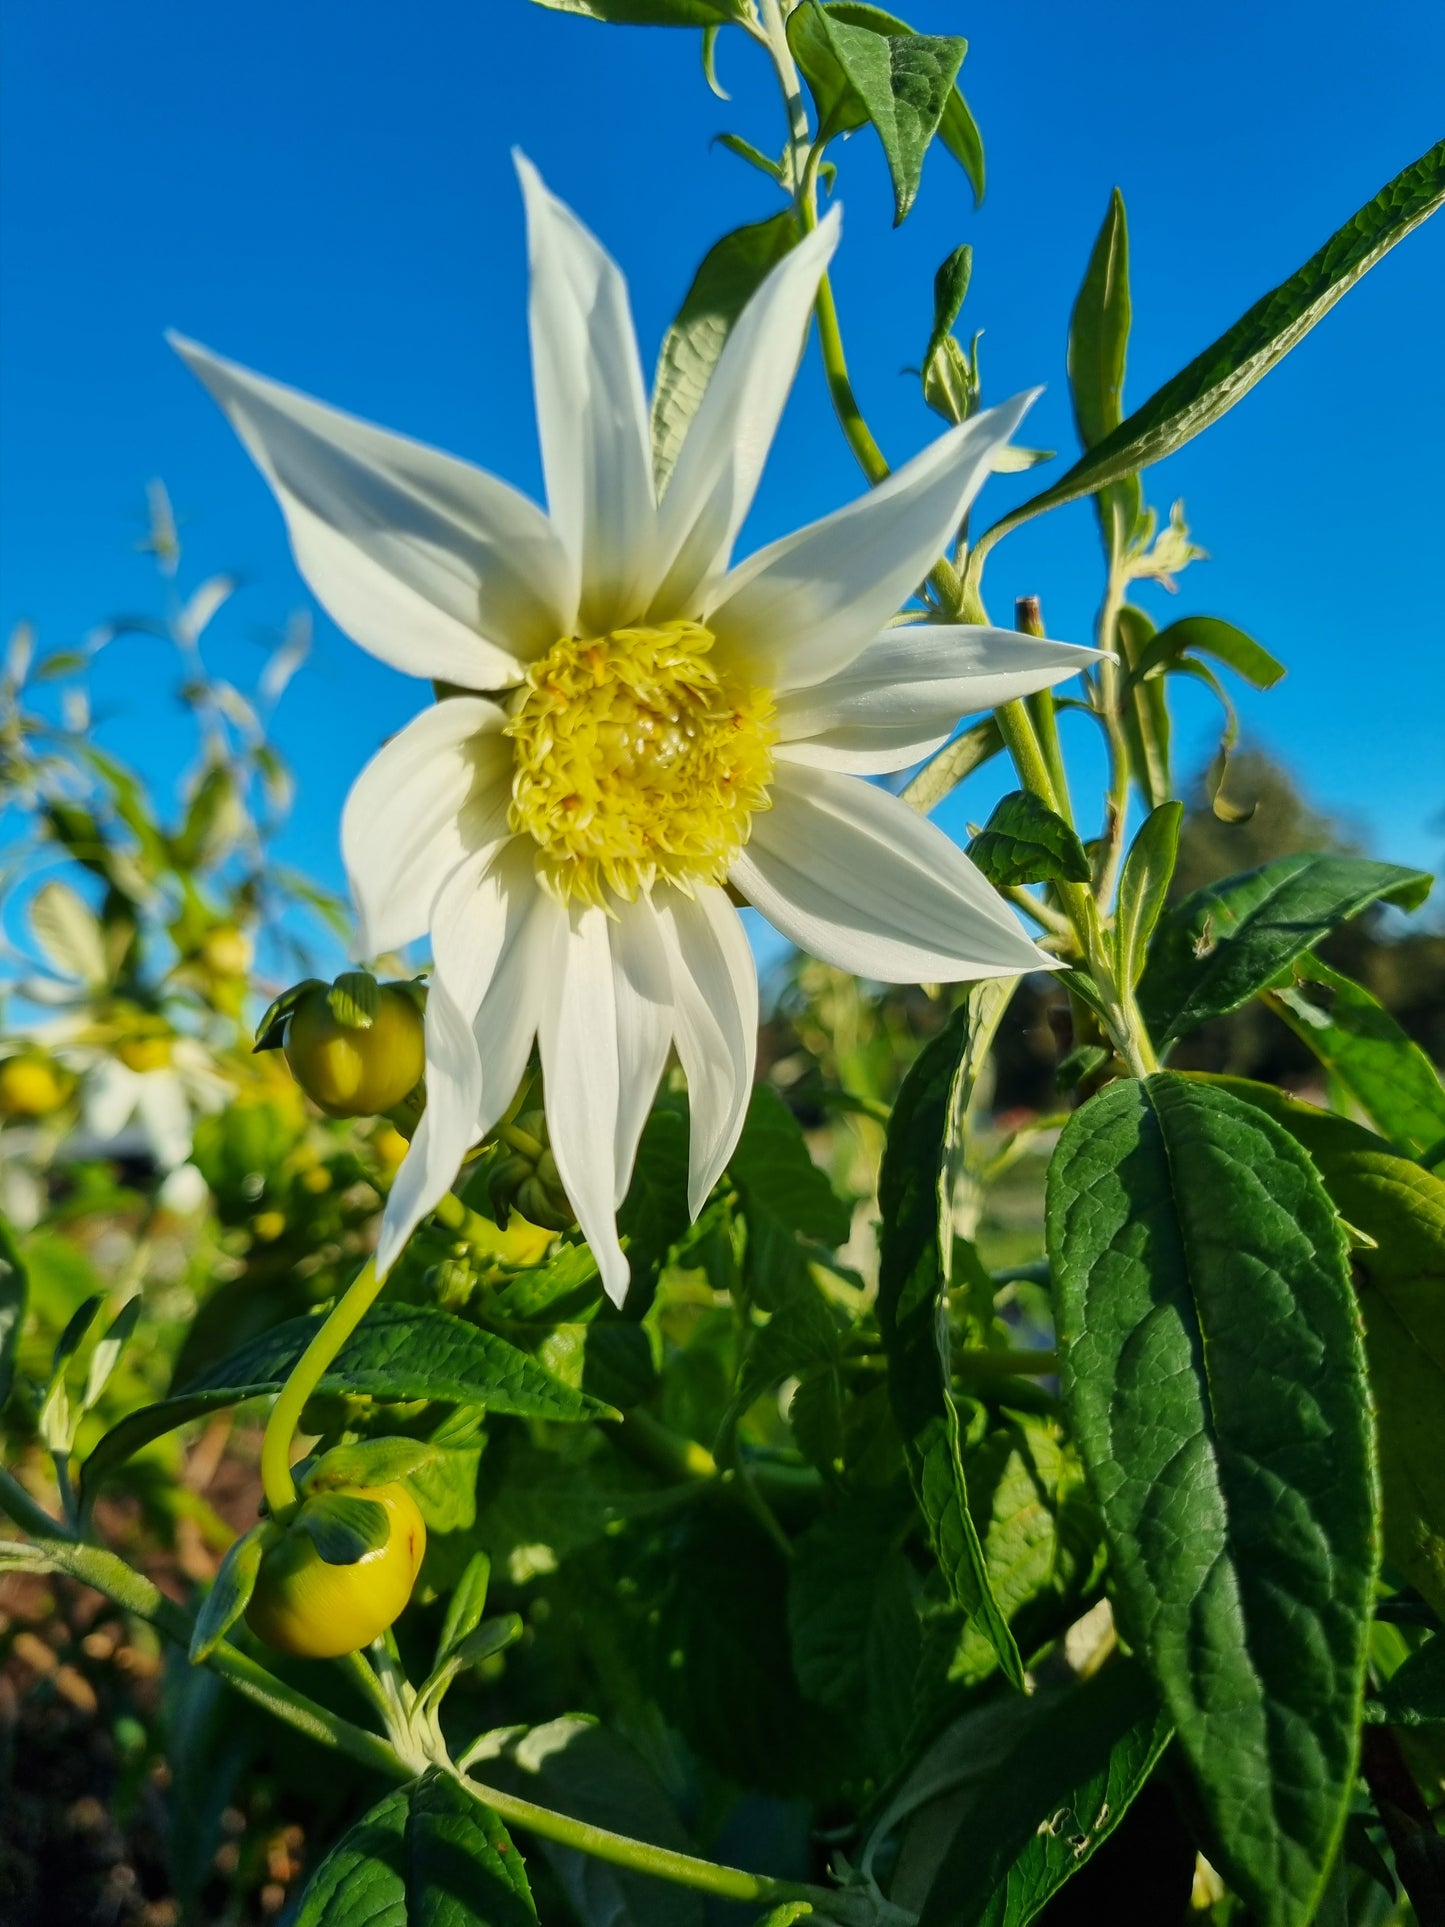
[171,159,1100,1304]
[74,1036,227,1177]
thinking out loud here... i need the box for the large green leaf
[787,3,964,223]
[294,1769,535,1925]
[83,1303,610,1497]
[1267,953,1445,1161]
[966,788,1091,888]
[651,214,797,491]
[1194,1078,1445,1618]
[1046,1074,1378,1924]
[819,3,983,203]
[914,1662,1171,1927]
[979,138,1445,556]
[729,1084,851,1309]
[469,1717,704,1927]
[879,993,1025,1688]
[1137,853,1432,1047]
[1376,1636,1445,1726]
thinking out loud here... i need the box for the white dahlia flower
[171,159,1099,1303]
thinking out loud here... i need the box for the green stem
[449,1766,823,1913]
[955,1347,1059,1378]
[0,1463,74,1542]
[260,1258,384,1519]
[1015,595,1072,819]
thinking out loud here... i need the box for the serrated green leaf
[0,1217,28,1415]
[914,1662,1170,1927]
[1129,613,1285,691]
[83,1304,610,1499]
[879,995,1025,1688]
[651,214,797,491]
[296,1491,391,1564]
[967,789,1091,888]
[1138,853,1433,1047]
[1046,1074,1378,1924]
[730,1085,851,1251]
[190,1524,270,1661]
[788,4,964,222]
[294,1768,535,1926]
[1068,186,1142,561]
[1267,953,1445,1161]
[981,139,1445,557]
[1113,801,1183,991]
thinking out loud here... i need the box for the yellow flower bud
[245,1482,426,1659]
[283,984,424,1119]
[0,1054,70,1119]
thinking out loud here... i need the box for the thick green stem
[260,1258,385,1518]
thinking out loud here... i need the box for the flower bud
[264,973,425,1119]
[0,1053,71,1119]
[488,1109,573,1231]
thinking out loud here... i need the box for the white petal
[342,697,513,958]
[733,763,1050,983]
[539,905,629,1307]
[135,1072,194,1170]
[655,885,757,1218]
[516,156,655,635]
[168,333,574,684]
[376,975,484,1279]
[648,210,841,619]
[706,392,1039,693]
[432,841,559,1136]
[82,1060,139,1141]
[609,899,673,1206]
[775,624,1105,774]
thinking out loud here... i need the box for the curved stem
[259,1258,384,1519]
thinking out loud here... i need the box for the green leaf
[713,131,782,181]
[901,716,1002,814]
[982,138,1445,552]
[0,1217,28,1415]
[914,1662,1171,1927]
[30,879,108,986]
[83,1303,611,1498]
[472,1717,704,1927]
[81,1294,141,1411]
[755,1907,813,1926]
[729,1083,852,1282]
[190,1524,270,1662]
[924,244,972,371]
[437,1552,492,1665]
[879,994,1026,1688]
[296,1491,391,1564]
[303,1435,439,1492]
[617,1105,692,1285]
[1115,605,1172,810]
[650,214,797,492]
[1046,1074,1378,1924]
[1267,953,1445,1161]
[794,3,983,203]
[1137,853,1433,1047]
[1377,1636,1445,1725]
[788,1497,921,1772]
[1128,614,1285,691]
[294,1768,535,1926]
[787,4,965,223]
[1068,187,1142,560]
[327,969,380,1029]
[966,789,1091,888]
[1113,801,1183,991]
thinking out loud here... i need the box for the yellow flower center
[506,620,775,906]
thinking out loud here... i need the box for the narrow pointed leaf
[1046,1074,1378,1924]
[1068,187,1141,558]
[0,1218,27,1415]
[1114,801,1183,991]
[1129,614,1285,691]
[438,1552,492,1665]
[879,992,1025,1688]
[190,1525,269,1661]
[82,1294,142,1412]
[1138,853,1433,1046]
[1267,953,1445,1161]
[982,139,1445,554]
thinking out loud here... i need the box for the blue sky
[3,0,1443,956]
